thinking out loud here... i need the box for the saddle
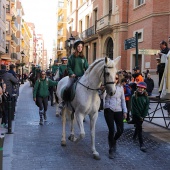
[62,80,78,102]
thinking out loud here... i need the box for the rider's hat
[73,39,84,49]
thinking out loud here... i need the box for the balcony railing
[11,53,18,60]
[79,25,96,39]
[58,29,63,36]
[96,14,112,31]
[11,34,18,44]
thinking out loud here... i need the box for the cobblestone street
[2,82,170,170]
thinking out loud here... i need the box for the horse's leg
[68,113,77,142]
[74,113,85,143]
[90,113,100,160]
[55,102,60,117]
[61,108,66,146]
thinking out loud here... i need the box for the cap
[61,57,68,61]
[137,82,147,89]
[54,59,58,63]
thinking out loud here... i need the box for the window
[6,1,10,13]
[93,9,97,26]
[86,15,89,29]
[134,0,145,8]
[93,43,97,61]
[6,41,9,53]
[6,21,10,34]
[79,20,82,33]
[85,46,88,62]
[133,29,143,42]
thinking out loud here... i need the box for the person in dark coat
[8,64,17,78]
[0,65,18,97]
[144,74,154,96]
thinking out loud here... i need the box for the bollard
[0,133,5,170]
[11,95,16,121]
[7,97,13,134]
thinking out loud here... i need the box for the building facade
[66,0,170,81]
[56,0,67,60]
[0,0,6,64]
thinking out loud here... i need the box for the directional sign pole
[135,32,138,67]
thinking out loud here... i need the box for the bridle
[103,66,115,86]
[78,65,115,91]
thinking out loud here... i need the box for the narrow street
[2,81,170,170]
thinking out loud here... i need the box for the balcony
[11,53,18,60]
[79,25,96,40]
[11,16,18,31]
[96,14,113,34]
[11,34,18,47]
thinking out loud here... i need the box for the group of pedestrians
[0,64,19,129]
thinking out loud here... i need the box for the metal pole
[135,32,138,67]
[0,134,5,170]
[7,97,13,134]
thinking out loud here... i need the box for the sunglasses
[115,77,119,80]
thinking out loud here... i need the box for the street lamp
[21,51,25,84]
[49,58,52,71]
[67,34,75,55]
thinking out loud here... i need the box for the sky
[21,0,57,57]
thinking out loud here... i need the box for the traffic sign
[124,37,136,50]
[139,49,160,55]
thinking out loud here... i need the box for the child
[131,82,149,152]
[121,78,131,122]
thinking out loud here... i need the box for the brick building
[66,0,170,80]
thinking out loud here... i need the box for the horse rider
[52,59,60,76]
[59,57,68,80]
[59,39,89,109]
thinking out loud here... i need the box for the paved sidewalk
[2,82,170,170]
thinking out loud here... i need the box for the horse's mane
[85,58,104,75]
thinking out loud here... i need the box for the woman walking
[104,73,127,159]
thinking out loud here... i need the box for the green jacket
[59,64,67,78]
[33,78,57,98]
[67,54,89,77]
[131,93,149,118]
[52,65,59,74]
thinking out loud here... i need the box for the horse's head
[103,56,121,96]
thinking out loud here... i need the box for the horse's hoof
[93,154,101,160]
[61,141,66,146]
[68,134,74,142]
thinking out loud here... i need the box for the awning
[0,60,11,65]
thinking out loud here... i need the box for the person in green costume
[52,59,59,76]
[59,57,68,80]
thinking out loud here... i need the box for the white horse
[56,56,121,160]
